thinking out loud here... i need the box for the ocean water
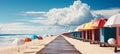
[0,34,32,46]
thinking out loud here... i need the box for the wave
[0,34,32,46]
[0,34,32,36]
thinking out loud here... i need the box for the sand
[1,35,120,54]
[0,36,57,54]
[63,35,119,54]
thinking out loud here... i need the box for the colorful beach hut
[83,22,94,41]
[68,29,76,38]
[99,15,118,47]
[73,28,78,38]
[78,24,86,40]
[79,24,86,40]
[100,27,116,45]
[103,14,120,52]
[74,25,84,39]
[74,26,80,38]
[91,18,107,44]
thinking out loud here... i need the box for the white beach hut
[104,14,120,52]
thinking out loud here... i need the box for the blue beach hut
[74,24,85,39]
[101,14,120,52]
[100,27,116,44]
[77,31,82,38]
[68,29,76,38]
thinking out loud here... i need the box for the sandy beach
[63,35,119,54]
[0,36,57,54]
[1,35,120,54]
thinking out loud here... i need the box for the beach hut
[75,26,79,39]
[79,24,86,40]
[71,32,77,38]
[74,25,83,39]
[62,30,74,37]
[67,29,75,38]
[100,27,116,46]
[91,18,107,44]
[99,15,119,47]
[78,31,82,39]
[103,14,120,52]
[73,28,80,39]
[74,24,86,40]
[83,22,94,42]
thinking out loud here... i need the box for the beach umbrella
[38,36,43,40]
[24,37,31,48]
[12,39,25,52]
[12,39,25,46]
[24,37,31,42]
[30,34,38,40]
[104,14,120,27]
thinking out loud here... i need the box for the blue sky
[0,0,120,35]
[0,0,74,23]
[81,0,120,10]
[0,0,120,23]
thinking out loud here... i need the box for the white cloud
[0,23,39,34]
[26,0,120,26]
[0,22,67,35]
[24,11,46,15]
[28,0,93,26]
[19,0,120,27]
[92,8,120,19]
[12,0,120,35]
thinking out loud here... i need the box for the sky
[0,0,120,35]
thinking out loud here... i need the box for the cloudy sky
[0,0,120,35]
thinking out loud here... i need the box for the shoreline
[0,35,118,54]
[0,36,57,54]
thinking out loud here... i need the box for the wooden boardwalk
[36,36,81,54]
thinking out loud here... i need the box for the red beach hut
[91,18,107,44]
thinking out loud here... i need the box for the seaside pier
[36,36,81,54]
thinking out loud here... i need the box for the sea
[0,34,33,46]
